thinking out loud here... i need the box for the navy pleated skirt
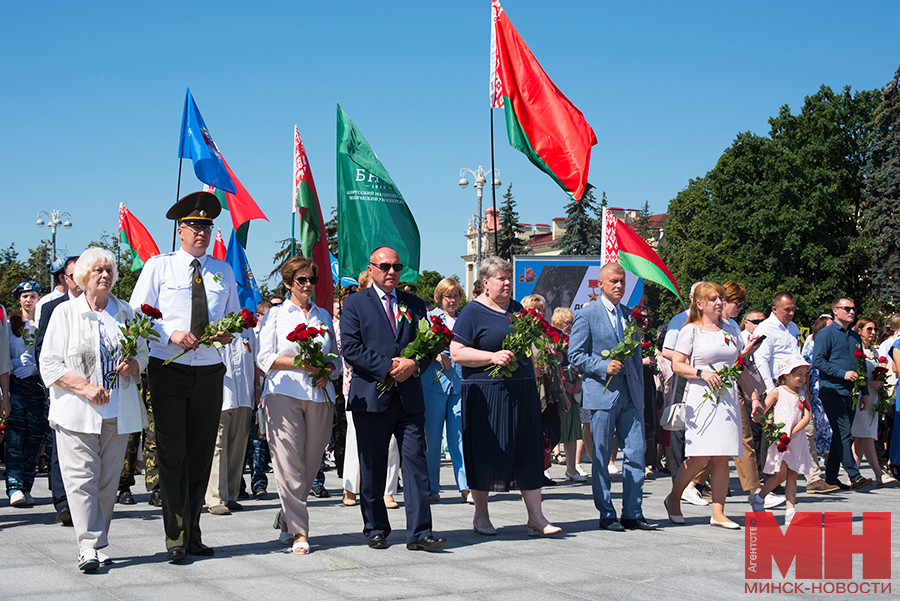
[461,377,544,492]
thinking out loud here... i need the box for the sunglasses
[182,223,212,233]
[370,262,404,273]
[746,318,764,325]
[293,276,320,285]
[834,306,856,313]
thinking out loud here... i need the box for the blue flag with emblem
[178,88,237,194]
[225,229,263,311]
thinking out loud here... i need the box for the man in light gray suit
[569,263,657,531]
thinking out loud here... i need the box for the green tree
[861,67,900,315]
[495,184,525,261]
[660,85,881,326]
[632,201,654,242]
[325,206,338,257]
[415,270,444,306]
[558,187,600,255]
[0,240,51,313]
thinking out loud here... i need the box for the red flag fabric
[217,150,268,233]
[118,203,161,271]
[490,0,597,201]
[213,227,226,260]
[294,126,334,314]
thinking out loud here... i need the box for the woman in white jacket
[40,247,148,571]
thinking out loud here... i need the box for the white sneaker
[78,549,99,571]
[785,508,796,526]
[576,465,589,477]
[96,550,112,565]
[608,463,620,474]
[748,493,765,512]
[9,490,27,507]
[681,487,709,506]
[764,492,786,509]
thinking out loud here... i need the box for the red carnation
[873,366,888,378]
[776,433,791,452]
[880,356,888,363]
[642,341,652,349]
[854,347,866,359]
[140,304,163,320]
[736,356,746,371]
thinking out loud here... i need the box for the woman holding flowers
[450,256,559,537]
[421,277,468,503]
[39,247,149,570]
[665,282,760,529]
[851,318,894,485]
[256,256,339,555]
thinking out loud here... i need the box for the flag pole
[172,158,183,251]
[290,211,296,258]
[489,108,498,252]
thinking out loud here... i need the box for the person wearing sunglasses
[256,256,339,555]
[340,247,445,552]
[811,297,872,490]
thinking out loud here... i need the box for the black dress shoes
[148,489,163,507]
[117,489,136,505]
[599,518,625,531]
[367,534,389,549]
[187,541,215,556]
[621,518,659,531]
[407,535,447,551]
[311,484,330,498]
[166,546,186,562]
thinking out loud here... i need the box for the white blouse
[256,301,340,403]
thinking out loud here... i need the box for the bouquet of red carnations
[109,304,163,390]
[287,323,338,406]
[163,308,257,365]
[488,308,557,380]
[759,409,789,452]
[868,361,894,423]
[850,345,867,406]
[380,316,454,395]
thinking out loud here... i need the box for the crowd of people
[2,193,898,571]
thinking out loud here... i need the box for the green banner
[336,104,420,283]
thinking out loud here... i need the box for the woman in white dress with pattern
[665,283,761,529]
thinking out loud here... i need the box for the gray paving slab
[1,456,898,599]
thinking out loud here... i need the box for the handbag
[660,401,686,431]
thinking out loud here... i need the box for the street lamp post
[459,166,501,281]
[36,209,73,290]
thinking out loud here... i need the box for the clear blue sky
[3,1,898,288]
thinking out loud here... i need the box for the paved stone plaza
[2,457,897,600]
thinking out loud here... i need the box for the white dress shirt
[222,331,257,410]
[129,249,240,366]
[34,288,65,325]
[256,301,340,403]
[753,313,801,392]
[663,310,690,350]
[600,293,624,336]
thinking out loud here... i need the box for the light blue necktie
[614,305,623,340]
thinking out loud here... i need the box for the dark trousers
[353,393,432,543]
[242,408,270,493]
[668,375,687,482]
[147,358,225,549]
[5,376,45,495]
[819,388,861,483]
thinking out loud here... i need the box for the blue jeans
[589,395,646,520]
[5,376,46,496]
[244,408,270,492]
[820,389,861,483]
[423,388,467,496]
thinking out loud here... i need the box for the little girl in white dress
[749,355,813,526]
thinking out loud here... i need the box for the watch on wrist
[696,369,703,379]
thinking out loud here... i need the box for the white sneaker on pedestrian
[681,486,709,506]
[608,463,620,474]
[10,490,26,507]
[764,492,786,509]
[96,550,112,565]
[785,508,796,526]
[576,465,589,477]
[78,549,99,571]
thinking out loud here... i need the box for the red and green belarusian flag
[490,0,597,201]
[601,208,685,308]
[118,203,160,271]
[294,125,334,312]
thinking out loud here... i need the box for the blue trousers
[820,389,861,483]
[5,376,46,496]
[423,388,467,496]
[589,396,646,520]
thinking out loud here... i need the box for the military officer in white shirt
[130,191,239,562]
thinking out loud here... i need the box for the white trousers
[55,418,129,553]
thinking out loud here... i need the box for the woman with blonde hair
[665,282,761,529]
[422,278,469,502]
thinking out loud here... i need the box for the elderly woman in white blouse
[39,247,148,571]
[257,256,340,555]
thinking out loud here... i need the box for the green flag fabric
[336,104,420,283]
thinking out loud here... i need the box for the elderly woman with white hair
[40,247,148,571]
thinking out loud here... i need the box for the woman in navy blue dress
[450,256,560,537]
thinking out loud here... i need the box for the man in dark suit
[34,255,80,527]
[340,246,446,551]
[568,263,657,532]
